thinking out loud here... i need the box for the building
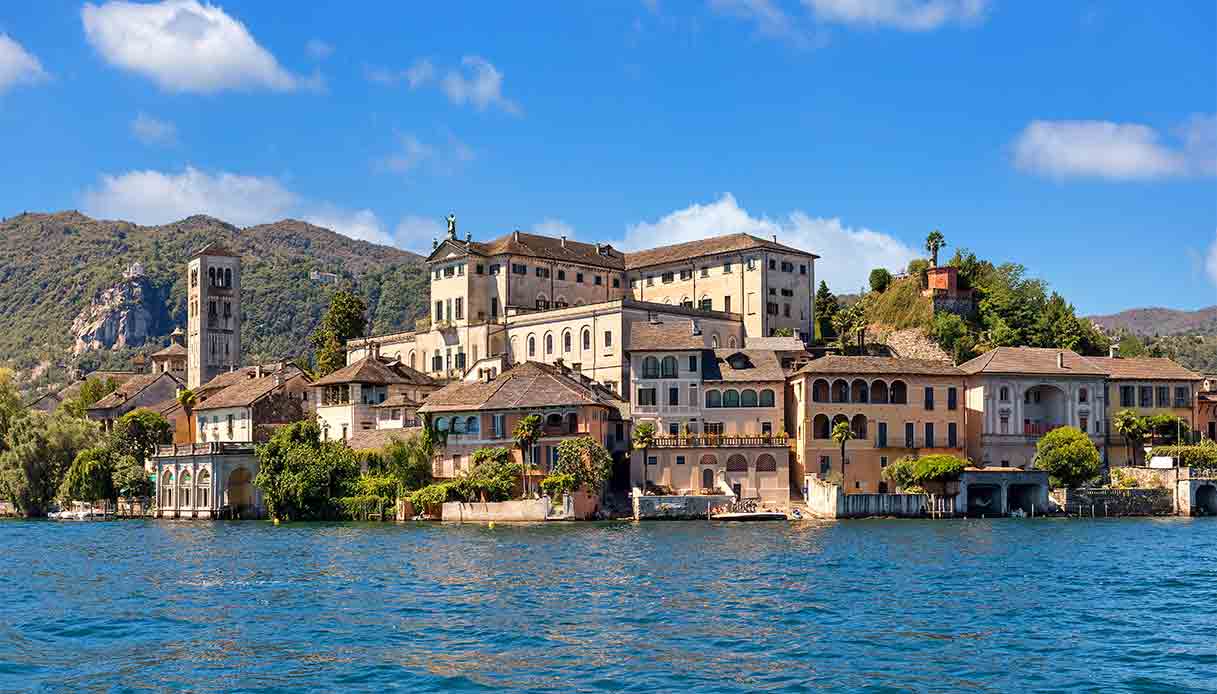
[960,347,1107,469]
[312,346,440,442]
[418,360,629,489]
[149,327,188,379]
[789,356,967,494]
[1087,354,1202,465]
[186,243,241,389]
[86,371,182,431]
[627,319,791,505]
[153,443,261,519]
[192,365,313,444]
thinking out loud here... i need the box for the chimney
[513,229,520,242]
[771,234,777,242]
[1057,352,1064,369]
[370,341,380,360]
[1109,346,1119,359]
[560,236,567,248]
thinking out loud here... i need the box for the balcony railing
[649,435,789,448]
[154,442,255,457]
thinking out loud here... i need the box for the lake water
[0,518,1214,693]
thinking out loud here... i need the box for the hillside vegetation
[0,211,429,392]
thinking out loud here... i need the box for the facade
[149,327,188,379]
[153,443,261,519]
[960,347,1107,469]
[312,347,440,442]
[86,371,183,431]
[418,361,629,488]
[186,243,241,389]
[789,357,967,494]
[193,365,312,444]
[1087,355,1201,466]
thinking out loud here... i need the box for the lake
[0,518,1213,693]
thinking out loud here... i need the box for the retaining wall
[633,494,733,520]
[804,476,929,518]
[442,499,550,522]
[1050,488,1175,517]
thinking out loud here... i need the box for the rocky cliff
[70,264,169,354]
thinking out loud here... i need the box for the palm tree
[632,422,656,494]
[1112,410,1146,467]
[512,414,542,496]
[177,388,197,443]
[831,420,855,489]
[925,230,947,268]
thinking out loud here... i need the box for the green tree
[456,447,522,502]
[552,436,613,494]
[1035,426,1101,489]
[61,375,118,419]
[1112,409,1148,466]
[381,432,434,492]
[177,388,197,443]
[58,446,115,504]
[868,268,893,293]
[512,414,542,496]
[0,411,100,516]
[814,280,840,341]
[1116,333,1148,358]
[925,230,946,267]
[254,419,360,521]
[830,420,855,488]
[632,421,656,492]
[0,368,24,453]
[110,408,171,467]
[772,327,795,337]
[112,453,153,512]
[931,313,976,363]
[310,290,368,376]
[832,302,867,353]
[882,457,919,492]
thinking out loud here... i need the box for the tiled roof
[432,232,626,270]
[312,355,421,387]
[345,428,421,451]
[372,393,421,409]
[195,368,308,411]
[89,372,181,411]
[623,233,818,270]
[151,342,187,359]
[1084,357,1201,381]
[193,242,239,258]
[794,356,963,377]
[744,336,807,351]
[957,347,1108,377]
[419,361,622,413]
[146,396,183,417]
[628,320,714,351]
[703,350,787,383]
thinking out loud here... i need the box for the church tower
[186,243,242,389]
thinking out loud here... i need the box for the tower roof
[192,242,240,259]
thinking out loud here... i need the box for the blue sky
[0,1,1213,315]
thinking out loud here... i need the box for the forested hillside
[0,211,429,393]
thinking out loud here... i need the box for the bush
[1108,469,1139,489]
[911,454,967,483]
[868,268,893,293]
[1149,445,1217,469]
[540,473,577,498]
[1035,426,1100,488]
[882,457,918,490]
[408,482,458,512]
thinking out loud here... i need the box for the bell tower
[186,243,242,389]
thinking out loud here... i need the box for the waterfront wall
[633,494,733,520]
[442,499,551,522]
[1050,488,1175,517]
[803,477,928,519]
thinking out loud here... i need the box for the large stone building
[186,243,241,389]
[1086,354,1201,466]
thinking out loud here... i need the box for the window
[457,264,464,276]
[490,264,501,275]
[741,389,758,407]
[1175,386,1190,408]
[528,336,537,357]
[595,275,603,285]
[1156,386,1170,408]
[761,421,772,435]
[563,332,572,353]
[661,356,678,378]
[705,390,721,408]
[700,298,713,311]
[767,302,778,316]
[800,264,807,275]
[948,423,958,448]
[880,456,888,469]
[1139,386,1153,408]
[557,269,566,280]
[668,387,679,406]
[536,298,549,310]
[905,422,914,448]
[1078,388,1088,404]
[1000,386,1010,402]
[688,356,698,372]
[924,387,935,410]
[1120,386,1135,407]
[646,275,655,286]
[582,329,591,350]
[877,422,888,448]
[545,334,554,355]
[700,267,710,278]
[647,456,658,466]
[643,356,660,379]
[637,388,657,406]
[925,423,935,448]
[679,269,693,281]
[820,456,831,475]
[1000,414,1009,434]
[668,422,679,436]
[768,258,776,270]
[783,304,791,318]
[577,272,585,283]
[491,297,500,319]
[604,330,613,348]
[476,264,484,275]
[612,277,621,288]
[676,455,686,465]
[723,390,740,407]
[947,387,957,411]
[1079,414,1088,434]
[705,422,724,435]
[759,389,775,407]
[723,261,732,273]
[535,267,546,278]
[454,298,463,320]
[512,263,527,275]
[781,261,794,272]
[661,272,673,284]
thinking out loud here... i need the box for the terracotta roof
[1084,357,1201,381]
[419,361,622,413]
[147,397,183,417]
[345,428,421,451]
[628,320,715,351]
[89,372,181,411]
[372,393,421,409]
[151,342,187,359]
[431,232,626,270]
[58,371,139,400]
[958,347,1108,377]
[195,368,308,411]
[703,350,787,383]
[623,233,819,270]
[312,355,421,387]
[193,242,239,258]
[744,336,807,351]
[794,356,963,377]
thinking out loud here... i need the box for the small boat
[710,511,789,521]
[49,503,113,521]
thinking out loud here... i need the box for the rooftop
[151,342,187,359]
[957,347,1108,377]
[623,233,818,270]
[195,367,308,411]
[794,356,963,377]
[703,350,787,383]
[89,372,181,411]
[628,319,716,352]
[312,355,436,387]
[1084,356,1201,382]
[345,428,421,451]
[420,361,623,413]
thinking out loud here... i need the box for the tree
[112,453,153,512]
[632,421,656,493]
[830,420,854,489]
[254,419,360,521]
[381,432,434,492]
[0,411,100,516]
[110,408,171,468]
[882,457,919,492]
[310,290,368,376]
[925,230,946,267]
[1035,426,1101,489]
[931,313,976,363]
[1112,410,1147,466]
[1116,333,1148,358]
[512,414,542,496]
[0,368,23,453]
[61,375,118,419]
[814,280,840,342]
[832,302,867,353]
[451,447,522,502]
[552,437,613,494]
[58,446,115,505]
[773,327,795,337]
[177,388,197,443]
[868,268,893,293]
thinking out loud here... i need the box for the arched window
[813,414,830,439]
[812,379,830,403]
[891,380,908,405]
[831,380,849,403]
[851,379,869,404]
[466,416,479,434]
[643,356,660,379]
[727,336,737,348]
[546,413,564,430]
[545,333,554,355]
[741,389,758,407]
[723,390,740,407]
[556,295,568,308]
[197,469,211,508]
[851,414,868,439]
[702,468,715,488]
[528,336,537,358]
[434,417,449,432]
[711,334,720,348]
[563,330,572,353]
[700,454,719,467]
[179,470,192,507]
[224,268,232,288]
[759,389,775,407]
[1079,388,1088,404]
[755,454,777,472]
[705,390,722,408]
[581,328,591,351]
[999,386,1010,402]
[408,351,416,370]
[661,356,678,378]
[511,337,521,363]
[161,470,174,507]
[831,414,850,431]
[452,417,466,434]
[871,380,889,404]
[726,454,748,472]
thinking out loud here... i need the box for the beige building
[1087,354,1201,466]
[313,346,440,443]
[789,357,968,494]
[192,365,312,444]
[149,327,187,379]
[186,243,241,389]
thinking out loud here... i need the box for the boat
[48,503,114,521]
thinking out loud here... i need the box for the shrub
[1149,445,1217,469]
[540,473,577,498]
[868,268,893,293]
[1108,469,1139,489]
[881,457,918,491]
[1035,426,1100,489]
[911,454,967,483]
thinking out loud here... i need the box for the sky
[0,1,1214,316]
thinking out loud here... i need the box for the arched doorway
[702,468,715,489]
[226,467,254,515]
[1024,384,1068,436]
[1196,484,1217,515]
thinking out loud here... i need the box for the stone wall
[1050,488,1175,517]
[441,499,551,522]
[633,494,733,520]
[803,476,928,518]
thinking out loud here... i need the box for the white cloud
[303,206,392,246]
[82,166,298,226]
[441,56,520,114]
[1012,117,1217,181]
[305,38,333,60]
[405,58,435,88]
[394,215,448,253]
[1206,231,1217,288]
[81,0,318,93]
[381,134,434,174]
[617,193,918,292]
[378,131,474,176]
[534,219,576,239]
[708,0,812,45]
[0,33,48,93]
[804,0,988,30]
[130,112,177,145]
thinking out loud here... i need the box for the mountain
[1088,306,1217,336]
[0,211,429,392]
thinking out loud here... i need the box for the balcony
[154,442,255,457]
[632,404,699,416]
[649,435,789,449]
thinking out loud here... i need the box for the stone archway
[226,467,254,513]
[1196,484,1217,516]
